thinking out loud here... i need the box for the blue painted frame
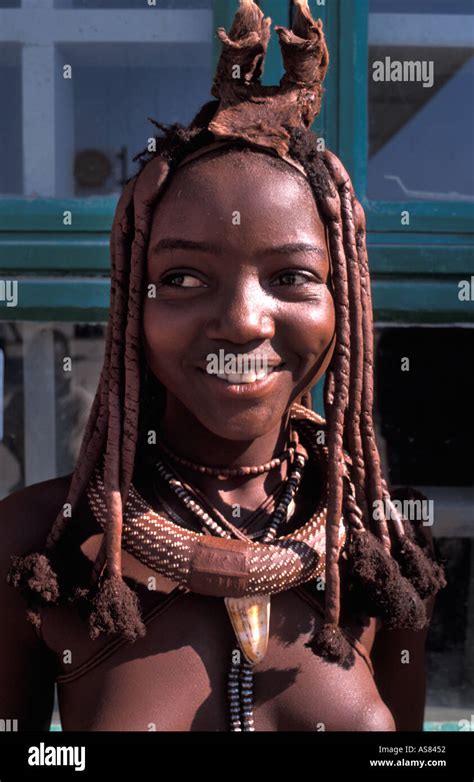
[0,1,293,273]
[338,0,474,236]
[0,3,246,236]
[1,0,473,326]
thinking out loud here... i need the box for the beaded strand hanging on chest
[87,411,346,732]
[153,433,309,731]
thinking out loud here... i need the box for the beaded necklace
[86,406,347,731]
[152,436,306,730]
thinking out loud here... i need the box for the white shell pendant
[224,595,271,665]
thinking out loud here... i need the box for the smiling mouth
[196,364,284,388]
[209,365,283,385]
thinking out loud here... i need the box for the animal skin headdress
[8,0,446,664]
[209,0,328,161]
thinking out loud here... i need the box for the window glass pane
[0,44,21,194]
[0,322,104,498]
[55,1,211,7]
[368,0,474,201]
[376,326,474,486]
[63,42,212,198]
[374,323,474,720]
[0,3,213,197]
[426,536,471,717]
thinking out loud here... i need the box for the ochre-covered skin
[0,471,389,732]
[0,461,434,731]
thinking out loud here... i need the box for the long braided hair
[7,0,446,664]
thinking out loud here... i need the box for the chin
[192,404,283,442]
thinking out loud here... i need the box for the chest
[41,551,394,731]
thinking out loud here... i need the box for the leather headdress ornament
[177,0,329,176]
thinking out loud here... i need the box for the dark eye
[161,272,205,288]
[272,271,316,287]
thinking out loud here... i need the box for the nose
[205,276,275,344]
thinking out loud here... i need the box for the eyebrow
[256,242,325,258]
[151,239,325,258]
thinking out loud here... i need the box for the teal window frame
[0,2,295,320]
[0,3,236,319]
[339,0,474,235]
[0,0,473,324]
[337,0,474,324]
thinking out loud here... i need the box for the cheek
[287,291,335,357]
[142,299,189,377]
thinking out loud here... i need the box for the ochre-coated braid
[322,152,391,550]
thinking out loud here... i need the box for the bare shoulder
[0,473,74,570]
[0,476,74,728]
[0,473,75,648]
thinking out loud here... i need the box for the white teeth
[214,368,274,384]
[230,371,256,383]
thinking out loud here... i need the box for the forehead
[149,149,326,247]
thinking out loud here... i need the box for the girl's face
[142,150,336,441]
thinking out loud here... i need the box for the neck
[155,397,292,469]
[133,398,310,529]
